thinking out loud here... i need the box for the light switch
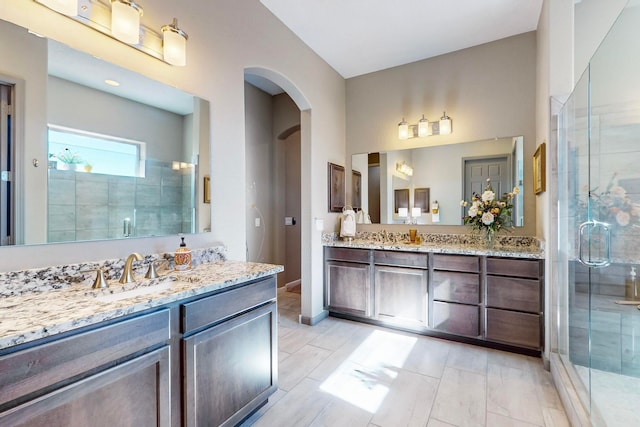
[285,217,293,226]
[255,217,261,227]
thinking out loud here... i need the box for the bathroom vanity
[0,260,282,427]
[324,236,544,355]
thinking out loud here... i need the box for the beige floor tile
[370,370,439,427]
[486,412,540,426]
[240,389,287,426]
[431,367,487,427]
[403,336,452,379]
[309,318,366,351]
[308,397,373,427]
[248,378,331,427]
[427,419,457,427]
[279,324,322,353]
[487,364,544,426]
[446,342,488,375]
[279,344,332,391]
[542,408,571,427]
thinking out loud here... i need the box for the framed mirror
[0,18,211,246]
[352,136,524,226]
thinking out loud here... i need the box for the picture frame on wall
[394,188,409,213]
[328,162,345,212]
[414,188,430,213]
[203,176,211,203]
[352,170,362,210]
[533,142,546,195]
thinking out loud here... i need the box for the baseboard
[284,279,301,291]
[300,310,328,326]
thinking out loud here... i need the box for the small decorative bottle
[174,237,192,271]
[625,266,637,301]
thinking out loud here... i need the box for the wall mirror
[351,136,524,226]
[0,18,211,246]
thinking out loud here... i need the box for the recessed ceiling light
[104,79,120,87]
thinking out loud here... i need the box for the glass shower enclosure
[557,2,640,425]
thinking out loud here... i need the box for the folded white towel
[340,209,356,237]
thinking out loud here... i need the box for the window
[48,125,145,177]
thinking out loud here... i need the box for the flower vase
[484,228,495,249]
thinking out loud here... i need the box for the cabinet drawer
[432,301,479,337]
[486,258,541,278]
[432,271,480,304]
[0,309,170,407]
[432,254,479,273]
[486,275,541,313]
[374,251,428,268]
[325,247,370,263]
[485,308,541,349]
[182,276,276,334]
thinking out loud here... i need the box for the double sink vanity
[324,232,544,355]
[0,247,282,427]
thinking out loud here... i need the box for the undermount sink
[90,278,175,302]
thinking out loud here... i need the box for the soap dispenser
[174,236,192,271]
[625,266,638,301]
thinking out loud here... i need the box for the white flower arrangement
[460,178,519,237]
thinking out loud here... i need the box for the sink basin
[92,281,173,302]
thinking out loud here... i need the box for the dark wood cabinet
[0,310,171,426]
[484,257,543,350]
[0,274,279,427]
[374,265,428,328]
[325,247,371,316]
[0,347,171,427]
[324,248,544,355]
[183,302,277,427]
[431,254,481,338]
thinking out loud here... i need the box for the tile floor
[241,288,570,427]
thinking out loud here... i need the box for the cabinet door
[183,302,277,427]
[0,347,171,427]
[326,260,371,316]
[485,308,541,349]
[374,265,428,327]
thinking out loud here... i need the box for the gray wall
[346,32,537,235]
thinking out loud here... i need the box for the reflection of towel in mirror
[340,209,356,237]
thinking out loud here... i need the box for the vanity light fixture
[34,0,188,66]
[161,18,188,66]
[398,118,409,140]
[398,111,453,139]
[111,0,143,44]
[396,162,414,176]
[418,114,430,137]
[439,111,452,135]
[36,0,78,16]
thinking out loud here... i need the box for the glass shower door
[558,3,640,425]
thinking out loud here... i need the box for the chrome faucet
[119,252,143,284]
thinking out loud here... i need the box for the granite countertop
[324,239,543,259]
[0,260,283,351]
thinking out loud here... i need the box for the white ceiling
[260,0,543,79]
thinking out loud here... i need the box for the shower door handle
[578,220,611,268]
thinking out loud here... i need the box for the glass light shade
[37,0,78,16]
[439,112,452,135]
[412,207,422,218]
[162,20,188,66]
[111,0,142,44]
[418,115,429,137]
[398,208,408,218]
[398,118,409,140]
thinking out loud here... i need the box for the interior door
[463,156,511,222]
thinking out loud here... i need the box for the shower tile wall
[48,160,194,243]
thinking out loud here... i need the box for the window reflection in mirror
[0,18,211,246]
[352,136,524,226]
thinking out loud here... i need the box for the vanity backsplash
[0,246,227,298]
[322,231,542,250]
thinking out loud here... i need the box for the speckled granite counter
[0,260,283,350]
[323,232,544,259]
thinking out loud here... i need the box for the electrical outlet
[255,217,260,227]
